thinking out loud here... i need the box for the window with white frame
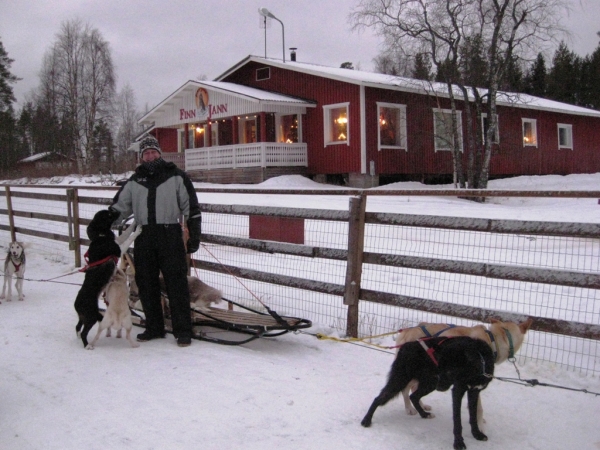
[323,103,349,145]
[433,108,462,151]
[522,118,537,147]
[481,113,499,144]
[377,103,407,150]
[558,123,573,149]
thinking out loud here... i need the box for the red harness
[78,251,119,272]
[10,260,23,272]
[418,337,450,366]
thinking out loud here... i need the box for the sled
[127,298,312,345]
[116,243,311,345]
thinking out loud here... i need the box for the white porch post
[360,85,367,174]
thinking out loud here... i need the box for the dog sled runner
[127,298,312,346]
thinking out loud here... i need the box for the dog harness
[7,249,25,273]
[390,324,457,350]
[418,338,492,386]
[418,324,457,338]
[10,259,23,272]
[417,337,450,366]
[78,251,119,272]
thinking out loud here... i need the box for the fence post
[5,186,16,242]
[344,193,367,338]
[66,188,76,250]
[72,188,82,267]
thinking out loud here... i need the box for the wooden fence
[0,185,599,374]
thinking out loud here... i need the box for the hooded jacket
[111,160,201,226]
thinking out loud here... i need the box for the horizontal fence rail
[0,184,598,375]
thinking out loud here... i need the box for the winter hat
[138,135,162,158]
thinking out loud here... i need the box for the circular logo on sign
[195,88,209,112]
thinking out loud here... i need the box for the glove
[186,215,201,254]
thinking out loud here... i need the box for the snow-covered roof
[18,152,75,164]
[217,56,600,118]
[18,152,53,163]
[199,80,313,104]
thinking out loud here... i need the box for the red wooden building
[139,55,600,187]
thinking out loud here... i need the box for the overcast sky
[1,0,599,111]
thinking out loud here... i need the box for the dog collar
[502,327,515,360]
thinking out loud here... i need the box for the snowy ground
[0,173,599,449]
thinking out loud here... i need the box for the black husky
[361,336,495,450]
[74,209,122,348]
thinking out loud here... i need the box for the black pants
[134,224,191,338]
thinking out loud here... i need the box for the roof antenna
[258,7,285,62]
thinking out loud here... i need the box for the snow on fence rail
[0,185,598,375]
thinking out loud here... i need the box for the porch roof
[139,80,315,126]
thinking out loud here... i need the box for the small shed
[17,152,76,177]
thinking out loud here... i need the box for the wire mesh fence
[0,185,598,376]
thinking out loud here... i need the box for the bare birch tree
[114,83,141,153]
[38,19,115,172]
[350,0,569,189]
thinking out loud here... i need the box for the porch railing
[160,152,185,168]
[185,143,308,171]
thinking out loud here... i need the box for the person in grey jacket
[110,135,201,347]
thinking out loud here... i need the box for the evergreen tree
[17,101,66,157]
[500,55,524,93]
[90,119,115,172]
[0,38,21,175]
[524,53,547,97]
[412,53,432,80]
[435,58,460,84]
[459,34,488,87]
[579,45,600,110]
[16,103,32,155]
[547,42,581,105]
[0,39,19,112]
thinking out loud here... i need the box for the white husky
[1,241,27,302]
[87,267,140,349]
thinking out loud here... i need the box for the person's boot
[177,334,192,347]
[136,330,166,342]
